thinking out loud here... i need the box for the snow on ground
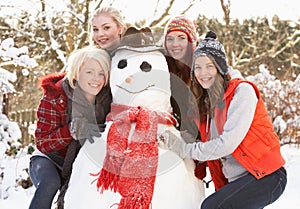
[0,144,299,209]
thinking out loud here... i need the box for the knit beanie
[164,15,198,47]
[192,31,228,76]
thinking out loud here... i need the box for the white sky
[98,0,300,23]
[189,0,299,22]
[0,0,299,24]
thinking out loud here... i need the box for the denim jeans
[201,167,287,209]
[28,156,61,209]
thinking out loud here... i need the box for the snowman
[64,27,205,209]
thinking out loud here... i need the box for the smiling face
[92,13,123,51]
[193,56,218,89]
[76,58,106,103]
[110,48,171,112]
[165,31,189,63]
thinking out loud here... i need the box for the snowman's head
[110,27,171,112]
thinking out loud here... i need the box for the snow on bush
[0,38,36,157]
[246,64,300,145]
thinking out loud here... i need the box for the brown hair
[191,67,231,119]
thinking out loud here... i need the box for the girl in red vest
[159,31,287,209]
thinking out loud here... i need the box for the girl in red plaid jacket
[28,47,112,209]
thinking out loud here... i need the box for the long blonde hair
[88,6,128,47]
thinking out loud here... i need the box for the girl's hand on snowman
[158,130,190,159]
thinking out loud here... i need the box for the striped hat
[193,31,228,76]
[164,15,198,46]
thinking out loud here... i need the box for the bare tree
[220,0,233,66]
[1,0,299,145]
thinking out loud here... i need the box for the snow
[0,38,37,69]
[63,44,205,209]
[0,144,299,208]
[0,49,299,207]
[0,5,299,207]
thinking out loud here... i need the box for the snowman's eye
[140,61,152,72]
[118,59,127,69]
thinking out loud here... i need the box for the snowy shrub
[0,113,22,157]
[0,38,36,156]
[246,64,300,145]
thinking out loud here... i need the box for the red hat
[164,15,198,47]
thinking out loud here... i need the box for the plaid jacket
[35,73,72,157]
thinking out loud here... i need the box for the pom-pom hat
[192,31,228,76]
[164,15,198,47]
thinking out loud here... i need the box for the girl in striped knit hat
[164,15,198,84]
[163,15,199,153]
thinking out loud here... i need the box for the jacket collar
[39,73,66,97]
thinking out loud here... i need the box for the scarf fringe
[118,196,152,209]
[92,169,119,193]
[91,121,128,193]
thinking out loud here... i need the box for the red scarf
[91,103,176,209]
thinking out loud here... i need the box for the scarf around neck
[91,103,176,209]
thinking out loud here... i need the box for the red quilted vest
[195,79,285,190]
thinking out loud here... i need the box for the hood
[38,73,66,97]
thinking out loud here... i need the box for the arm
[35,95,73,154]
[189,83,258,161]
[160,83,258,160]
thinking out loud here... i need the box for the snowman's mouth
[116,84,155,94]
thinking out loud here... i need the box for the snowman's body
[64,28,205,209]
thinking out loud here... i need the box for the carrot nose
[125,76,132,83]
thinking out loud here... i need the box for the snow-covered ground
[0,144,299,209]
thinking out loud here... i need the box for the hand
[70,118,106,144]
[158,130,188,159]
